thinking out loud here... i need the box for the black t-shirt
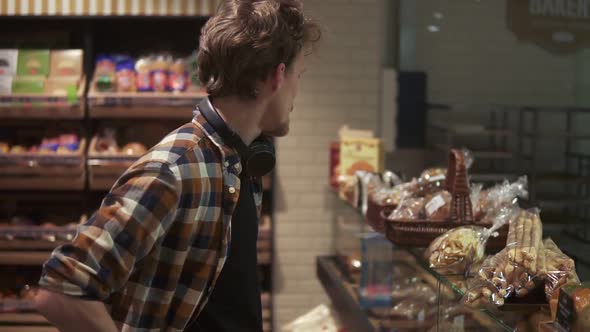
[188,175,262,332]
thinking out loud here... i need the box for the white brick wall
[273,0,383,328]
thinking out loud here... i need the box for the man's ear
[271,63,286,92]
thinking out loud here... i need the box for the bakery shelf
[0,140,86,191]
[87,158,136,191]
[531,172,590,184]
[470,173,521,183]
[0,240,69,251]
[432,143,512,159]
[87,86,207,119]
[0,251,50,265]
[0,82,85,120]
[0,225,76,250]
[328,190,555,331]
[521,131,590,140]
[316,256,379,332]
[534,194,590,210]
[429,123,512,137]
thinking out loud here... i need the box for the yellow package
[339,137,384,176]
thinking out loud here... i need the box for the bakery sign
[507,0,590,53]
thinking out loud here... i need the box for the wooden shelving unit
[0,15,277,332]
[87,87,207,119]
[0,84,85,120]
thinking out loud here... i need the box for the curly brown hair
[197,0,321,99]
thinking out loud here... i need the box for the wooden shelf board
[87,89,207,119]
[0,251,50,265]
[89,106,194,119]
[0,174,85,191]
[0,240,67,251]
[0,106,84,119]
[0,312,48,324]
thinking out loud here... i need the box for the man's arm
[35,289,118,332]
[35,162,181,328]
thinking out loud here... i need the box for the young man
[34,1,320,331]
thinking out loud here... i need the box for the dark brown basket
[365,195,396,233]
[385,149,508,248]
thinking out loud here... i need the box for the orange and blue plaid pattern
[39,110,263,331]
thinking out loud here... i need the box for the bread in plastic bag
[464,207,544,306]
[476,176,528,222]
[426,206,512,275]
[388,196,425,221]
[470,183,483,218]
[543,238,579,302]
[371,180,418,207]
[391,282,436,304]
[417,168,446,196]
[426,226,486,274]
[424,190,452,220]
[389,297,437,320]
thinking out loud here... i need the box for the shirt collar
[192,109,242,174]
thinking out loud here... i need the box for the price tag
[426,194,445,216]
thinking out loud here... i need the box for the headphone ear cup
[244,137,275,177]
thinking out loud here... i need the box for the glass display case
[322,190,559,332]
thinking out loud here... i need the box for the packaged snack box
[0,49,18,76]
[45,76,80,95]
[50,49,83,77]
[340,135,384,176]
[0,76,13,94]
[17,50,50,76]
[12,76,46,93]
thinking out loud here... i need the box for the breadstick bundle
[503,208,543,297]
[464,249,513,306]
[543,238,580,302]
[464,208,545,306]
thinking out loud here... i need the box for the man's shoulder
[134,121,220,170]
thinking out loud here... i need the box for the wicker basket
[366,195,396,233]
[385,149,508,248]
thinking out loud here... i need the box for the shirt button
[234,164,240,170]
[224,161,229,167]
[228,186,236,194]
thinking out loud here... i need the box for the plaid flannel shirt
[39,110,263,331]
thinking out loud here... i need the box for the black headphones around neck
[197,97,276,178]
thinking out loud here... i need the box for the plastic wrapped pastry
[425,226,487,274]
[388,196,425,221]
[544,238,579,302]
[464,208,544,306]
[476,176,528,222]
[426,209,510,275]
[424,190,452,220]
[389,298,437,320]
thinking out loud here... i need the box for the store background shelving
[426,104,590,242]
[0,14,275,332]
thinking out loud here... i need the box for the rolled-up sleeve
[39,162,181,301]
